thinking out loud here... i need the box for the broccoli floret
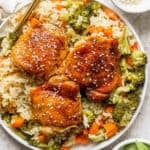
[118,27,131,56]
[82,97,102,127]
[108,86,132,104]
[69,5,90,33]
[108,93,124,105]
[113,92,139,127]
[115,86,131,93]
[1,32,18,56]
[67,28,85,46]
[113,103,129,125]
[131,50,147,67]
[67,0,101,33]
[82,97,102,116]
[87,1,101,15]
[118,111,133,127]
[120,58,132,73]
[2,113,11,123]
[83,109,95,128]
[29,139,60,150]
[124,69,145,87]
[66,0,84,9]
[85,110,95,124]
[120,56,145,88]
[119,55,145,93]
[88,129,105,142]
[108,68,144,105]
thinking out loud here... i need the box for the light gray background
[0,0,150,150]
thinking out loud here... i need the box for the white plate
[113,138,150,150]
[0,0,148,150]
[111,0,150,13]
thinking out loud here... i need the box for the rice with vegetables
[0,0,147,150]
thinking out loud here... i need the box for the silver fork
[13,0,40,36]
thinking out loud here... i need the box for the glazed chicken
[30,75,82,127]
[11,23,67,79]
[11,20,120,127]
[65,36,121,100]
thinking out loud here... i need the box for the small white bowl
[113,138,150,150]
[111,0,150,13]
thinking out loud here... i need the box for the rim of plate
[0,1,148,150]
[113,138,150,150]
[111,0,150,13]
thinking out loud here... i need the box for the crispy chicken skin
[30,75,82,127]
[86,71,121,101]
[65,36,121,100]
[11,25,67,79]
[86,90,108,101]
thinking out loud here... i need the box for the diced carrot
[126,57,133,66]
[55,4,64,11]
[89,122,100,135]
[38,134,46,142]
[30,87,43,104]
[75,135,89,145]
[83,128,89,136]
[105,106,114,113]
[51,0,61,1]
[104,8,118,20]
[103,27,112,37]
[87,26,103,34]
[103,122,118,138]
[83,0,90,3]
[130,42,138,51]
[60,146,70,150]
[11,116,24,128]
[30,18,41,27]
[88,26,112,37]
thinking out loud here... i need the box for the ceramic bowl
[111,0,150,13]
[0,1,148,150]
[113,138,150,150]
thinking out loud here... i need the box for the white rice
[0,57,41,120]
[90,9,125,38]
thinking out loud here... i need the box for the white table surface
[0,0,150,150]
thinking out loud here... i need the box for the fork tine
[14,0,40,35]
